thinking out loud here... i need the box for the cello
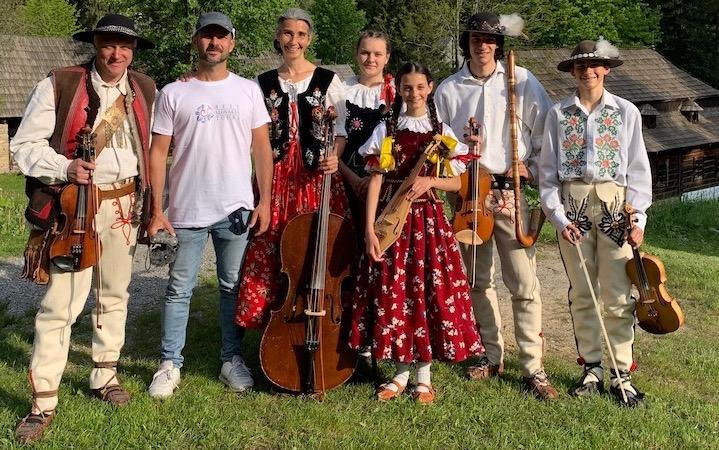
[259,108,358,396]
[49,128,100,272]
[624,205,684,334]
[452,118,493,286]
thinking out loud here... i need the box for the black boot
[570,362,605,397]
[609,369,645,407]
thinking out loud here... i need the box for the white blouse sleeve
[326,74,347,137]
[624,107,652,230]
[539,105,572,231]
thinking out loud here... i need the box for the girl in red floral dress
[350,62,483,404]
[235,9,351,328]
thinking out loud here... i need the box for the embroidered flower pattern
[559,110,587,177]
[264,89,284,159]
[594,108,622,178]
[564,192,592,235]
[598,192,628,246]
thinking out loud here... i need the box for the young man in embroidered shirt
[539,39,652,407]
[435,12,558,400]
[145,12,273,399]
[10,14,156,443]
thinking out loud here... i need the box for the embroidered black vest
[343,101,385,177]
[257,67,334,170]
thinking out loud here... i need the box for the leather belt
[98,180,136,202]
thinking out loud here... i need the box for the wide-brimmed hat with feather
[557,38,622,72]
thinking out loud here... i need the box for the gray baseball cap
[194,12,235,37]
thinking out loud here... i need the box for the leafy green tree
[363,0,457,79]
[108,0,296,86]
[21,0,80,37]
[311,0,366,64]
[0,0,25,35]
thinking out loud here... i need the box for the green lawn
[1,173,718,448]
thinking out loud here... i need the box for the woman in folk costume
[340,30,395,228]
[235,8,350,328]
[350,62,483,404]
[539,39,652,407]
[338,30,395,374]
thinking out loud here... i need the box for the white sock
[386,362,411,391]
[416,362,431,392]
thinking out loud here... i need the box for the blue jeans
[160,213,250,368]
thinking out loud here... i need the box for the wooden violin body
[626,250,684,334]
[260,210,357,394]
[49,131,99,272]
[374,136,441,253]
[453,118,493,245]
[49,183,100,271]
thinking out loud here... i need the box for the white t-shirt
[153,73,270,228]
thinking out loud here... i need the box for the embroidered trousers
[557,181,635,370]
[30,188,137,412]
[460,189,545,377]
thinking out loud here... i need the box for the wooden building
[519,48,719,199]
[0,35,94,172]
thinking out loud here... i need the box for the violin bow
[573,240,628,403]
[88,130,104,329]
[468,118,480,288]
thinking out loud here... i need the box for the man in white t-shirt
[146,11,273,399]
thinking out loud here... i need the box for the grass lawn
[0,173,718,448]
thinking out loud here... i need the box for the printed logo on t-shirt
[195,104,215,123]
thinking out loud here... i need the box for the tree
[108,0,296,87]
[364,0,457,79]
[0,0,25,35]
[311,0,366,65]
[20,0,80,37]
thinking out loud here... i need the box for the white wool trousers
[556,181,635,371]
[30,189,137,412]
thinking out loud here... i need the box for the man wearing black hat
[435,12,558,400]
[539,39,652,407]
[10,14,156,443]
[145,12,273,399]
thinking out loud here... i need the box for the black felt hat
[557,39,623,72]
[73,14,155,50]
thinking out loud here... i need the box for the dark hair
[355,29,392,55]
[386,62,441,138]
[459,31,504,61]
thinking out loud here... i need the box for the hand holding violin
[67,159,96,185]
[319,154,338,174]
[627,225,644,248]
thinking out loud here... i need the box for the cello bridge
[304,309,326,317]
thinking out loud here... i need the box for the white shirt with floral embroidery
[539,89,652,230]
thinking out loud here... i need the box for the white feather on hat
[499,13,524,37]
[595,36,620,58]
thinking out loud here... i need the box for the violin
[624,206,684,334]
[259,107,357,396]
[453,118,493,286]
[49,128,100,272]
[374,135,442,253]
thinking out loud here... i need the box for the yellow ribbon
[378,136,395,171]
[426,135,459,177]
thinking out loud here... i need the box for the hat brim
[460,28,504,36]
[557,57,623,72]
[73,30,155,50]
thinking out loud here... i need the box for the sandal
[411,383,436,405]
[466,356,503,381]
[15,409,56,444]
[90,361,131,406]
[376,380,405,401]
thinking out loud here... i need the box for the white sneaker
[148,360,181,399]
[219,355,254,392]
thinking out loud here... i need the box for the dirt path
[0,241,576,358]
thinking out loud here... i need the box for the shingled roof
[516,48,719,104]
[517,47,719,152]
[0,35,94,118]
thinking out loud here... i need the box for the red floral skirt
[349,200,483,363]
[235,141,351,328]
